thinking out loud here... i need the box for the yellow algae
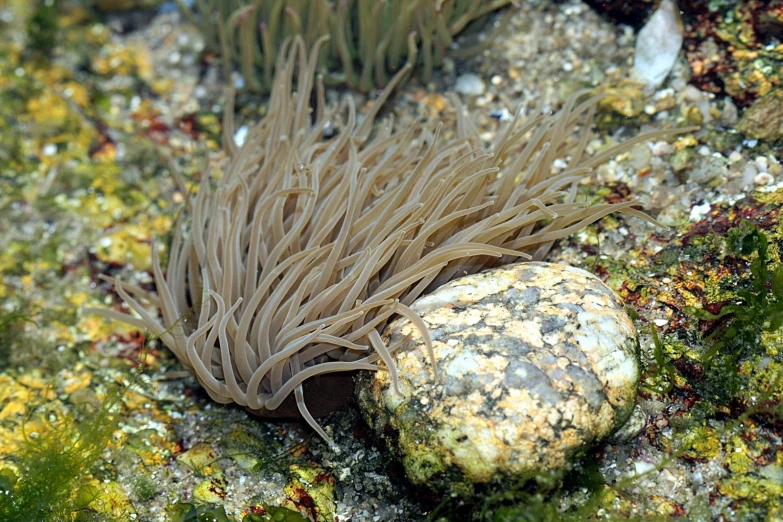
[0,400,26,421]
[24,90,69,128]
[674,135,698,150]
[0,242,26,272]
[122,389,151,410]
[94,225,154,269]
[80,311,138,341]
[29,63,71,88]
[680,426,722,460]
[91,44,153,81]
[81,193,129,228]
[120,425,178,468]
[82,479,136,520]
[178,442,222,478]
[151,77,174,95]
[193,477,227,504]
[65,290,90,308]
[283,463,336,522]
[59,366,92,395]
[57,3,91,27]
[718,475,783,504]
[89,164,127,193]
[596,80,645,118]
[61,81,90,108]
[727,449,755,475]
[0,376,21,401]
[17,370,51,391]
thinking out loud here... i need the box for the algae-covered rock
[597,80,646,118]
[177,442,221,478]
[356,262,641,494]
[737,89,783,140]
[283,462,336,522]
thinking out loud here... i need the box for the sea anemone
[91,36,679,446]
[176,0,517,92]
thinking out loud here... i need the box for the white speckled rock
[356,262,640,493]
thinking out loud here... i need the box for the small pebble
[651,141,674,157]
[234,125,248,147]
[754,172,774,186]
[455,73,486,96]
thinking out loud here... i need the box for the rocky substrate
[1,0,782,520]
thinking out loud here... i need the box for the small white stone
[552,158,568,171]
[634,461,656,476]
[689,202,712,222]
[234,126,248,147]
[650,141,674,157]
[755,156,769,171]
[754,172,774,186]
[454,73,486,96]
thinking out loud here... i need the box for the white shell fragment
[357,262,641,491]
[632,0,684,88]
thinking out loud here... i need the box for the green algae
[566,198,783,519]
[166,501,309,522]
[642,324,677,394]
[0,385,122,522]
[679,425,722,461]
[0,304,40,368]
[426,456,680,522]
[26,0,59,57]
[130,473,157,502]
[220,427,306,475]
[0,298,77,373]
[685,221,783,399]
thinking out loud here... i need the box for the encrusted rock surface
[356,262,640,493]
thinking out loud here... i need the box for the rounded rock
[454,73,486,96]
[356,262,640,493]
